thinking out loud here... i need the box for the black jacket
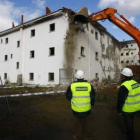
[66,79,95,117]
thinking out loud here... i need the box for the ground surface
[0,87,140,140]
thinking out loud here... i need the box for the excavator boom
[74,7,140,55]
[90,8,140,50]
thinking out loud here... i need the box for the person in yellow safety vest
[66,70,95,140]
[117,67,140,140]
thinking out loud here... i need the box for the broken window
[126,52,129,56]
[31,29,35,37]
[121,53,123,56]
[29,73,34,81]
[30,50,35,58]
[4,73,7,79]
[95,52,98,60]
[50,23,55,32]
[16,62,19,69]
[95,32,98,40]
[17,41,20,47]
[49,47,55,56]
[4,55,8,61]
[49,73,54,81]
[126,60,129,63]
[81,46,85,56]
[5,38,8,44]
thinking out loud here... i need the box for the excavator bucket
[73,7,89,23]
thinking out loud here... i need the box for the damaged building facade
[0,8,121,86]
[120,40,140,68]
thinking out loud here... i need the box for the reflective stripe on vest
[71,82,91,112]
[121,80,140,112]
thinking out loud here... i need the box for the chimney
[46,7,51,14]
[12,22,15,27]
[21,15,24,24]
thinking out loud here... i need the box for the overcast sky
[0,0,140,41]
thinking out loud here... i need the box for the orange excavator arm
[89,8,140,54]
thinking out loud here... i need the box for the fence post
[0,76,12,114]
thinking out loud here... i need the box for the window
[95,73,98,79]
[30,50,35,58]
[81,46,85,56]
[29,73,34,81]
[49,73,54,81]
[121,61,124,63]
[126,45,128,48]
[5,38,8,44]
[11,54,13,59]
[50,23,55,32]
[4,55,8,61]
[121,53,123,56]
[95,52,98,60]
[101,33,104,37]
[16,62,19,69]
[91,29,94,34]
[131,52,133,55]
[95,32,98,40]
[17,41,20,47]
[49,47,55,56]
[31,29,35,37]
[4,73,7,79]
[126,52,129,56]
[131,60,133,63]
[108,67,110,71]
[131,44,133,46]
[1,39,3,44]
[126,60,129,63]
[102,44,105,52]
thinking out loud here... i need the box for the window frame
[31,29,35,37]
[29,73,34,81]
[48,73,54,81]
[50,23,55,32]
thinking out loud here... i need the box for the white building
[120,40,140,69]
[0,8,121,86]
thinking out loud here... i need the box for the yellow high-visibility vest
[71,82,91,112]
[121,80,140,112]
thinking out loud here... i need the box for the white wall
[0,11,121,85]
